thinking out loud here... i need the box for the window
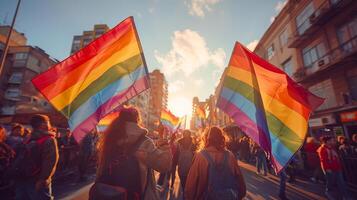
[296,2,314,35]
[267,44,275,60]
[309,79,337,110]
[282,58,293,77]
[83,38,91,46]
[8,73,23,84]
[279,28,289,47]
[14,52,28,60]
[5,88,21,100]
[337,17,357,53]
[302,43,326,67]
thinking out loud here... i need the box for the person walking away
[89,106,172,200]
[0,125,16,199]
[185,127,246,200]
[278,169,288,200]
[6,124,25,151]
[253,143,268,176]
[59,129,77,170]
[303,137,323,183]
[317,136,352,200]
[78,130,96,182]
[168,132,179,190]
[14,114,59,200]
[239,137,250,162]
[177,129,195,190]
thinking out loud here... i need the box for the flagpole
[0,0,21,77]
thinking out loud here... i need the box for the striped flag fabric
[217,42,324,172]
[32,17,150,142]
[196,105,206,119]
[160,109,179,132]
[175,115,187,131]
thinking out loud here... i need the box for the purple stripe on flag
[217,96,271,152]
[72,76,149,142]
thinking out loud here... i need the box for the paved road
[59,161,350,200]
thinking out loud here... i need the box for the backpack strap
[201,150,215,166]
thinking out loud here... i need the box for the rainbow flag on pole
[217,42,324,172]
[32,17,150,142]
[196,105,206,119]
[160,110,179,132]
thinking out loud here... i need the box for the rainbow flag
[217,42,324,171]
[196,105,206,119]
[160,110,179,132]
[32,17,150,142]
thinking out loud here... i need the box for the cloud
[155,29,226,77]
[246,39,259,51]
[185,0,222,18]
[194,79,204,87]
[270,16,275,23]
[148,7,155,13]
[270,0,287,23]
[275,0,287,12]
[168,80,185,93]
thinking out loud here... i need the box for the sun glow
[168,97,192,118]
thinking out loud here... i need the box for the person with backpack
[185,126,246,200]
[90,106,172,200]
[13,114,59,200]
[177,129,195,190]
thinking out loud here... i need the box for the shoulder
[137,136,155,151]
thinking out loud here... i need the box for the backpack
[201,150,240,200]
[89,135,147,200]
[177,142,194,177]
[7,135,52,179]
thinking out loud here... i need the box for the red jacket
[317,144,342,172]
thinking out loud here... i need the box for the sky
[0,0,287,117]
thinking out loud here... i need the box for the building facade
[128,90,150,128]
[254,0,357,139]
[148,69,168,131]
[0,26,64,125]
[70,24,109,54]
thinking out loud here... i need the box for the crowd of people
[0,106,356,200]
[0,115,98,199]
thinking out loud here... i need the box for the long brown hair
[204,126,228,151]
[97,106,141,175]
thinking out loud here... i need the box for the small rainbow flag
[32,17,149,142]
[196,105,206,119]
[217,42,324,172]
[160,110,179,132]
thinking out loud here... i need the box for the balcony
[288,0,354,48]
[293,35,357,82]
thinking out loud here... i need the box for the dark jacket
[31,130,59,185]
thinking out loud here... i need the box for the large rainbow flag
[217,42,324,171]
[160,110,179,132]
[32,17,150,142]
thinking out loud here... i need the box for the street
[58,161,330,200]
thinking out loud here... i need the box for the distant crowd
[0,115,98,200]
[0,107,356,200]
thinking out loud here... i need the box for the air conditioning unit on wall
[318,56,330,67]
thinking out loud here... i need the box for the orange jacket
[184,146,246,200]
